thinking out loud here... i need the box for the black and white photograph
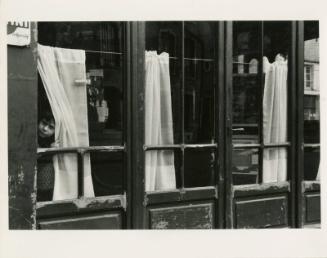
[0,1,326,258]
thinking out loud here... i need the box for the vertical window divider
[217,21,225,229]
[258,21,264,184]
[131,21,146,229]
[289,21,297,228]
[181,21,185,190]
[224,21,233,229]
[124,21,133,229]
[295,21,305,227]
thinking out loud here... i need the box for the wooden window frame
[35,22,133,229]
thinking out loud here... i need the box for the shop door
[36,22,131,229]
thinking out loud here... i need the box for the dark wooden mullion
[224,21,233,229]
[303,144,320,148]
[144,143,217,151]
[258,21,264,184]
[37,145,125,156]
[131,21,146,229]
[181,21,185,189]
[124,21,132,229]
[288,21,298,228]
[233,142,291,149]
[217,21,225,229]
[296,21,305,228]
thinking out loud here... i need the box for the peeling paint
[17,165,24,184]
[154,220,169,229]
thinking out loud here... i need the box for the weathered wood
[289,21,298,228]
[145,187,217,205]
[8,22,38,229]
[233,181,290,197]
[303,181,320,192]
[125,21,133,230]
[296,21,305,227]
[225,21,234,228]
[234,195,288,228]
[38,212,123,229]
[36,195,126,218]
[149,202,214,229]
[217,21,225,229]
[37,145,125,156]
[305,193,320,223]
[131,21,146,229]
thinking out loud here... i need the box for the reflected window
[232,21,291,185]
[304,21,320,181]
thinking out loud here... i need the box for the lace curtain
[37,44,94,200]
[262,54,288,182]
[145,51,176,191]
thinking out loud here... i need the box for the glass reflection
[184,22,216,144]
[304,21,320,181]
[232,22,260,143]
[86,53,123,146]
[232,149,259,185]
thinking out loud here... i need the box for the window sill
[303,180,320,192]
[233,181,290,197]
[36,194,126,218]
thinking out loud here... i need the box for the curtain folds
[262,54,288,183]
[37,44,94,200]
[145,51,176,191]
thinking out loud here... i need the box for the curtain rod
[85,49,123,55]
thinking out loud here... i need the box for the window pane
[86,52,123,146]
[263,147,287,183]
[262,21,291,145]
[146,22,182,144]
[232,148,259,185]
[184,149,216,187]
[232,22,261,143]
[38,22,123,52]
[91,152,124,196]
[304,21,320,181]
[184,22,216,143]
[37,153,78,202]
[145,149,181,191]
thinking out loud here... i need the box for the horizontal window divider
[85,49,123,55]
[37,145,126,156]
[167,56,214,62]
[233,143,260,148]
[232,142,291,149]
[303,143,320,148]
[184,57,214,62]
[143,143,217,151]
[263,142,291,148]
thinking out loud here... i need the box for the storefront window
[144,22,217,192]
[232,21,291,185]
[37,22,126,201]
[303,21,320,181]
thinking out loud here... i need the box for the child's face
[38,118,55,138]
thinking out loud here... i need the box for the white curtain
[145,51,176,191]
[37,44,94,200]
[262,54,288,183]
